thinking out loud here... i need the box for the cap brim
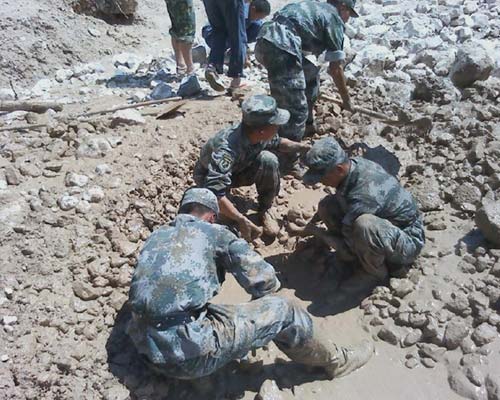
[302,169,325,185]
[269,108,290,126]
[350,7,359,17]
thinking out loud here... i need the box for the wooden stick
[0,100,63,113]
[80,96,182,118]
[0,97,183,132]
[0,123,48,132]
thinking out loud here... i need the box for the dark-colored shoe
[205,67,225,92]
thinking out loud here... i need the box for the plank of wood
[156,100,187,120]
[0,97,184,132]
[0,101,63,113]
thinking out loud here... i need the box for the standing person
[193,95,310,239]
[126,187,374,380]
[203,0,249,91]
[255,0,358,170]
[165,0,196,76]
[289,138,425,292]
[202,0,271,60]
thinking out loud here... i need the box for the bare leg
[178,41,194,74]
[172,38,186,73]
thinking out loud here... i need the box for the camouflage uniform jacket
[334,157,421,228]
[129,213,280,319]
[195,123,281,197]
[258,0,346,62]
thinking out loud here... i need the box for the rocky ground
[1,0,500,399]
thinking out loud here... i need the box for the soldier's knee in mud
[352,214,380,237]
[259,150,279,170]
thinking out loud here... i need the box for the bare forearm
[329,62,350,105]
[219,196,245,223]
[279,138,310,153]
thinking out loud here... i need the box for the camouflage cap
[242,95,290,127]
[303,137,349,185]
[180,188,219,215]
[338,0,359,17]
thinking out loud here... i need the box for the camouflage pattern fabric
[255,39,318,142]
[165,0,196,43]
[258,1,345,60]
[255,0,345,142]
[317,158,425,278]
[193,124,281,209]
[126,214,313,379]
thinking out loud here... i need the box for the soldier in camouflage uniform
[194,95,311,239]
[127,187,374,379]
[290,137,425,286]
[165,0,196,75]
[255,0,358,153]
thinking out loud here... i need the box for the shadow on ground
[106,304,330,400]
[266,241,373,317]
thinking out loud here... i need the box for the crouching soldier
[127,188,373,380]
[290,138,425,290]
[194,94,310,240]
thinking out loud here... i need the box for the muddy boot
[288,160,307,179]
[259,209,280,238]
[281,327,374,379]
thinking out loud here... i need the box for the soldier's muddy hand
[237,215,263,242]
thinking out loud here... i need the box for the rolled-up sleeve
[204,148,235,197]
[323,15,345,61]
[324,49,346,62]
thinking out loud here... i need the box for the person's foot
[176,64,187,77]
[287,161,307,179]
[205,66,225,92]
[229,77,252,89]
[259,209,280,238]
[325,340,374,379]
[186,65,196,76]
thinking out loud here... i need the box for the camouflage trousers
[127,295,313,379]
[194,151,280,211]
[318,195,425,280]
[255,39,320,142]
[165,0,196,43]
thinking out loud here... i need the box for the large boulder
[450,42,494,88]
[476,200,500,246]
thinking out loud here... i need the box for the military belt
[132,309,201,330]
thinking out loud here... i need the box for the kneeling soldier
[127,188,373,379]
[194,94,310,240]
[291,138,425,289]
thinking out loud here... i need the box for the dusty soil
[1,0,500,399]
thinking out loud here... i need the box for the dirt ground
[1,0,500,399]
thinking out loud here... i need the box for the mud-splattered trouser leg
[342,214,425,280]
[255,39,308,143]
[303,58,320,127]
[205,296,313,373]
[231,151,280,211]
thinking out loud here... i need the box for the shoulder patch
[217,152,233,173]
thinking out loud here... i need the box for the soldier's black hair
[251,0,271,15]
[178,203,215,216]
